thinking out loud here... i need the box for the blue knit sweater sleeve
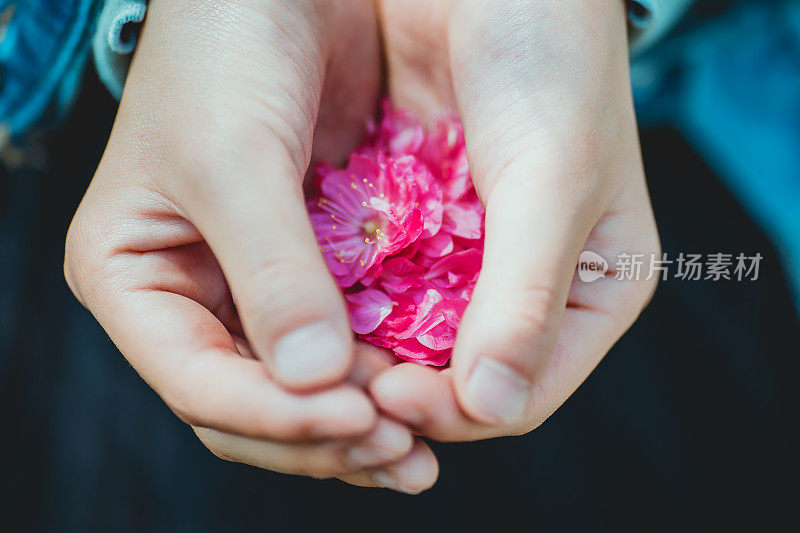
[0,0,693,150]
[90,1,696,100]
[629,0,695,54]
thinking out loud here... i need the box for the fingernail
[271,322,349,386]
[465,357,530,424]
[346,420,412,468]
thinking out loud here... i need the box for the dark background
[1,74,798,533]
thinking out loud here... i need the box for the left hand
[64,0,438,492]
[368,0,660,440]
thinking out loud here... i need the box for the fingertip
[345,417,414,469]
[369,363,430,427]
[374,441,440,495]
[371,362,512,442]
[451,292,556,425]
[458,356,531,425]
[307,386,378,438]
[369,418,415,457]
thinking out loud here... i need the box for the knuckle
[61,165,143,310]
[499,283,560,345]
[164,353,226,430]
[163,382,204,428]
[62,205,110,309]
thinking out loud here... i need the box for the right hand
[64,0,437,493]
[370,0,659,442]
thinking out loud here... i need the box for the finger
[337,440,439,494]
[236,335,399,390]
[342,417,414,471]
[378,0,456,123]
[371,363,492,441]
[130,0,359,392]
[347,342,402,389]
[371,307,630,442]
[194,416,414,479]
[98,287,376,441]
[446,0,633,425]
[176,126,360,392]
[450,156,595,425]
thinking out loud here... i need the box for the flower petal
[443,202,484,239]
[346,289,394,334]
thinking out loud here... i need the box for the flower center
[362,219,383,244]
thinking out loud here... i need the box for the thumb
[447,0,626,424]
[452,152,597,424]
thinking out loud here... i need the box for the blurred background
[1,0,799,531]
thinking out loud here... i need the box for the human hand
[369,0,660,440]
[64,0,437,491]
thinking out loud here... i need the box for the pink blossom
[345,289,394,335]
[364,101,425,156]
[309,154,436,287]
[357,288,467,367]
[308,102,484,366]
[424,249,482,299]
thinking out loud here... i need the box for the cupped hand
[64,0,436,492]
[370,0,660,440]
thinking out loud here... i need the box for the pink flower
[424,249,482,300]
[368,101,474,205]
[308,102,484,366]
[309,154,438,287]
[361,288,468,367]
[364,101,425,156]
